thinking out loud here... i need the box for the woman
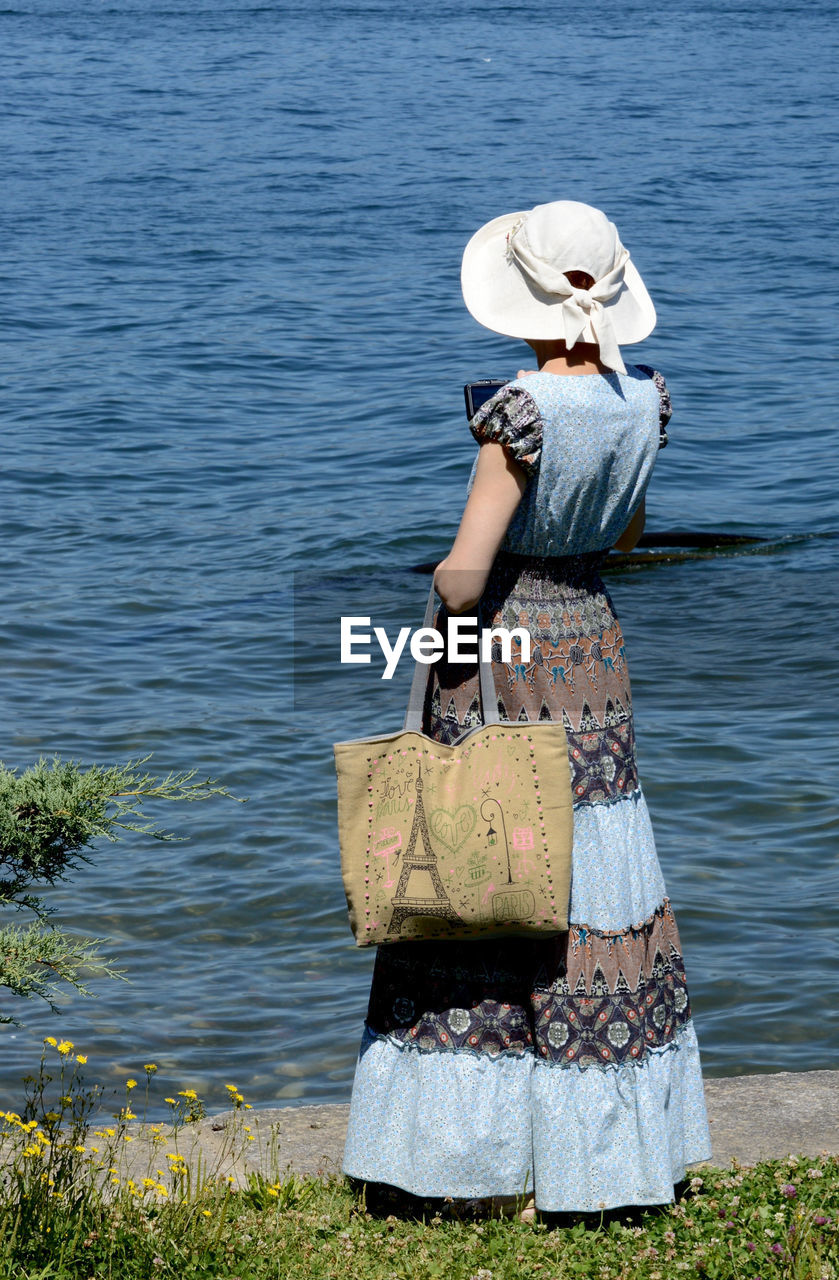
[343,200,712,1215]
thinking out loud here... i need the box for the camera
[463,379,509,420]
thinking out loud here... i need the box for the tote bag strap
[403,584,498,732]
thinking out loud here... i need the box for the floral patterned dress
[342,365,712,1212]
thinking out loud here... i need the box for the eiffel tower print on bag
[334,586,574,946]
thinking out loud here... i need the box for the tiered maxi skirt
[343,552,712,1212]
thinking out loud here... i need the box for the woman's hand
[434,441,528,615]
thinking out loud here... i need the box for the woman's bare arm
[612,497,645,551]
[433,441,528,615]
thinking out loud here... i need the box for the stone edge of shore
[96,1069,839,1194]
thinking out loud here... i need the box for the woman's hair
[564,270,595,291]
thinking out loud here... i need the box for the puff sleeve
[468,385,543,477]
[636,365,671,449]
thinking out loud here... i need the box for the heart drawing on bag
[429,805,477,854]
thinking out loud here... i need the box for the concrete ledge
[105,1071,839,1194]
[698,1070,839,1167]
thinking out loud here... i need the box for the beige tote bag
[334,588,573,947]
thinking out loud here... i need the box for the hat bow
[507,227,630,374]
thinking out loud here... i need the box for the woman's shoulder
[468,381,543,477]
[468,363,672,463]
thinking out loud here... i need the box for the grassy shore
[0,1041,836,1279]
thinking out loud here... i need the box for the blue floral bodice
[468,365,670,557]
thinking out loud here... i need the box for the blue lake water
[0,0,837,1116]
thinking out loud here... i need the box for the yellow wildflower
[57,1040,74,1055]
[125,1079,137,1091]
[202,1209,212,1217]
[76,1054,87,1064]
[266,1187,279,1198]
[43,1037,57,1047]
[177,1089,198,1101]
[142,1177,157,1188]
[73,1145,86,1154]
[143,1063,158,1074]
[164,1098,176,1106]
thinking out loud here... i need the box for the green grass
[0,1041,836,1279]
[1,1159,838,1280]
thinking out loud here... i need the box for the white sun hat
[460,200,656,374]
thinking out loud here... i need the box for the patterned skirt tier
[343,552,712,1211]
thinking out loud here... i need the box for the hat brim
[461,210,656,345]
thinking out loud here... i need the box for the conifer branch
[0,755,242,1021]
[0,923,125,1022]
